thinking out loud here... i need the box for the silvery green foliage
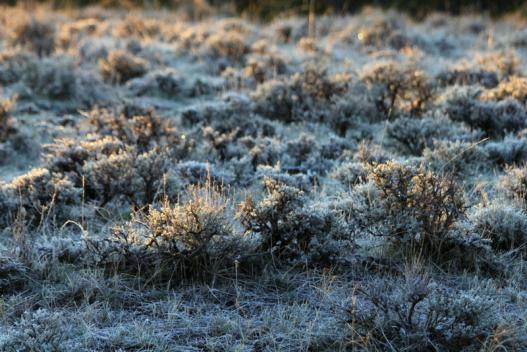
[468,202,527,252]
[20,57,79,100]
[126,68,198,98]
[444,87,527,136]
[354,275,508,351]
[0,309,77,352]
[436,68,499,88]
[252,65,345,123]
[3,168,81,226]
[483,135,527,166]
[238,177,349,264]
[422,140,487,175]
[351,162,466,260]
[10,17,56,57]
[384,115,482,155]
[329,161,368,187]
[0,49,34,85]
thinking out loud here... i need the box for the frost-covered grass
[1,4,527,351]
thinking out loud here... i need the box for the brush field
[1,5,527,351]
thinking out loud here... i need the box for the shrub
[361,61,433,118]
[0,99,16,142]
[0,49,34,85]
[203,31,249,61]
[46,137,173,208]
[87,183,240,282]
[10,17,55,57]
[468,203,527,252]
[99,50,147,84]
[422,140,487,175]
[3,168,81,227]
[498,164,527,205]
[252,65,345,123]
[243,53,287,85]
[329,161,368,187]
[483,136,527,166]
[86,108,182,153]
[20,57,79,100]
[126,68,191,98]
[351,274,511,351]
[326,90,379,134]
[482,75,527,103]
[384,115,481,155]
[444,88,527,137]
[112,16,160,39]
[237,177,348,264]
[0,256,28,294]
[354,161,465,262]
[436,68,499,88]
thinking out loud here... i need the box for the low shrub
[237,177,349,264]
[0,49,34,85]
[482,75,527,103]
[483,136,527,166]
[126,68,199,98]
[20,57,79,101]
[86,108,182,153]
[99,50,147,84]
[444,88,527,137]
[384,115,481,156]
[468,203,527,253]
[0,99,16,143]
[436,68,499,88]
[361,61,434,118]
[203,31,249,61]
[353,161,467,263]
[87,183,240,282]
[498,164,527,206]
[422,140,487,175]
[252,65,346,123]
[10,17,55,57]
[351,274,513,351]
[3,168,81,227]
